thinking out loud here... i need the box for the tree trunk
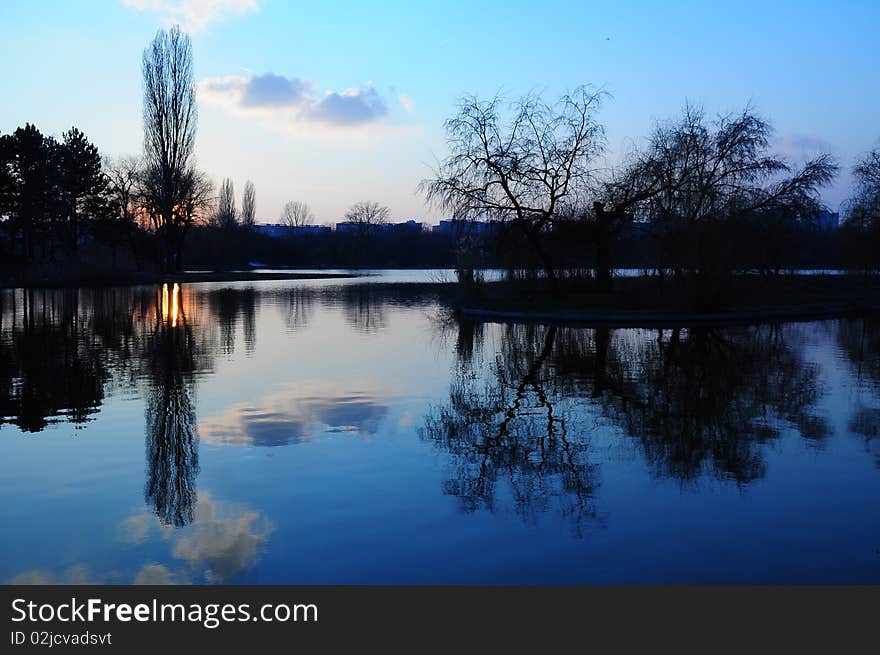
[593,202,613,292]
[524,225,558,293]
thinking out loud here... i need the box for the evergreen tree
[56,127,108,253]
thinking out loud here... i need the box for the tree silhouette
[139,26,208,272]
[4,124,54,262]
[623,105,836,306]
[241,180,256,230]
[102,155,145,269]
[841,146,880,272]
[343,200,389,237]
[279,200,314,227]
[214,177,237,229]
[422,88,607,291]
[55,127,108,254]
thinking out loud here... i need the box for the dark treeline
[3,114,876,294]
[184,223,456,269]
[0,125,121,273]
[0,117,864,280]
[183,211,858,272]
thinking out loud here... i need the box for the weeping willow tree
[626,105,837,307]
[841,147,880,273]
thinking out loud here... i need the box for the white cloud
[775,133,834,159]
[134,563,189,585]
[8,565,94,585]
[198,72,410,139]
[122,0,259,33]
[198,383,391,446]
[171,496,273,582]
[120,492,274,583]
[308,84,389,125]
[8,493,272,585]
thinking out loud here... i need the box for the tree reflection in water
[837,317,880,467]
[425,316,836,529]
[422,321,600,533]
[206,287,258,356]
[143,283,201,527]
[342,284,388,333]
[2,282,878,535]
[589,325,829,483]
[278,287,315,331]
[0,289,107,432]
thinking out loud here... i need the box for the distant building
[812,209,839,231]
[335,220,427,234]
[431,220,455,235]
[255,223,331,238]
[388,219,426,234]
[432,219,502,238]
[334,221,361,233]
[251,219,433,237]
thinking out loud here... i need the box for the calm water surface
[1,271,878,584]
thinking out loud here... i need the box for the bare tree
[241,180,256,229]
[214,177,237,229]
[104,155,145,267]
[104,155,142,227]
[139,25,199,272]
[422,87,607,290]
[279,200,314,227]
[178,170,215,229]
[343,200,389,238]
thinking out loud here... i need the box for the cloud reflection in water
[199,384,391,447]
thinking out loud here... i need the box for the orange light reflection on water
[160,282,181,327]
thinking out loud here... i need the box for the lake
[1,270,878,584]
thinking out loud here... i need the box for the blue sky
[1,0,877,223]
